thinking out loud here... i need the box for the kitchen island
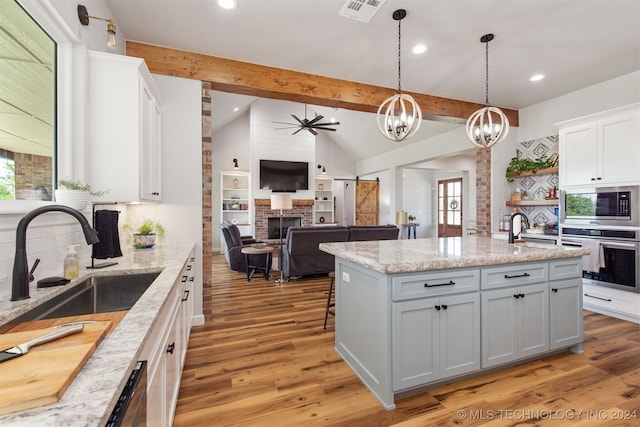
[319,236,589,409]
[0,243,196,426]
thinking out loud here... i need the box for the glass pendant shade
[465,106,509,148]
[377,93,422,142]
[106,21,117,50]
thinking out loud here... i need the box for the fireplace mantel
[254,198,314,206]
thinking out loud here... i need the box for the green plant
[58,179,109,197]
[506,154,555,182]
[128,219,165,238]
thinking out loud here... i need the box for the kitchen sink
[1,272,161,332]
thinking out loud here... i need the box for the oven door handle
[561,239,583,247]
[599,241,638,249]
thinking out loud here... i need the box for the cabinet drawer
[549,258,582,281]
[481,262,547,290]
[392,269,480,301]
[583,283,640,320]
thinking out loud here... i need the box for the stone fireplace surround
[254,198,314,242]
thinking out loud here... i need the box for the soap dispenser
[64,244,80,280]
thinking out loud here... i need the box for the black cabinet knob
[552,288,558,293]
[166,342,175,354]
[435,305,441,310]
[442,304,448,310]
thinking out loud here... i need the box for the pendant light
[465,34,509,148]
[376,9,422,142]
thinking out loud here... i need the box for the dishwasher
[106,360,147,426]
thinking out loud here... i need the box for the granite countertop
[319,236,589,274]
[0,243,195,426]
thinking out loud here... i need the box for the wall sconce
[317,165,327,174]
[78,4,117,50]
[233,158,239,169]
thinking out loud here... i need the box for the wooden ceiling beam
[126,41,519,126]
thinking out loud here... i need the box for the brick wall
[475,147,491,236]
[254,199,314,241]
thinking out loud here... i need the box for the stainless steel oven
[561,227,640,293]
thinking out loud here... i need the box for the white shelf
[220,171,252,252]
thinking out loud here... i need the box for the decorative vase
[54,189,91,211]
[133,233,156,249]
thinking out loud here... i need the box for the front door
[438,178,462,237]
[355,181,379,225]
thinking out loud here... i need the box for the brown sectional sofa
[280,224,399,278]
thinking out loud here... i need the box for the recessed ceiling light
[530,73,545,82]
[233,107,239,112]
[217,0,238,10]
[412,44,427,54]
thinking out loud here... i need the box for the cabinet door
[140,78,162,201]
[550,279,583,350]
[392,299,438,390]
[559,123,598,187]
[439,293,480,378]
[517,283,548,358]
[481,288,517,368]
[598,111,640,185]
[164,302,181,426]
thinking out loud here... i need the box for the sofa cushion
[347,225,399,241]
[286,226,349,255]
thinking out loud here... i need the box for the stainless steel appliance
[561,226,639,293]
[106,360,147,426]
[561,186,638,226]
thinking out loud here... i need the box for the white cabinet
[87,50,162,203]
[314,176,334,224]
[221,171,252,239]
[583,282,640,324]
[142,249,195,427]
[481,282,548,368]
[558,104,640,188]
[392,293,480,391]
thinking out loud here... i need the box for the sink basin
[1,272,161,332]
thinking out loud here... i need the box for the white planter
[54,189,91,211]
[133,233,156,249]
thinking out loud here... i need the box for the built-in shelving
[506,166,559,179]
[314,176,334,224]
[506,199,559,207]
[220,171,252,250]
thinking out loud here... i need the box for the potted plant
[505,155,556,182]
[125,219,165,249]
[55,179,109,210]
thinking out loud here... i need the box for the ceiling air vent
[338,0,386,23]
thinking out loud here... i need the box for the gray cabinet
[481,282,548,368]
[392,292,480,391]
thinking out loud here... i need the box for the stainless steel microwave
[561,186,639,226]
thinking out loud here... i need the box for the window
[0,0,56,200]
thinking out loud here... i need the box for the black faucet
[508,211,530,244]
[11,205,100,301]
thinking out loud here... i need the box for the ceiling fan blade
[274,126,301,130]
[313,127,338,131]
[272,121,298,126]
[307,115,324,126]
[308,128,318,136]
[313,122,340,127]
[292,127,304,135]
[291,115,305,126]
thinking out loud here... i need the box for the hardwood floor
[174,254,640,426]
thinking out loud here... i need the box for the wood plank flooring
[174,254,640,426]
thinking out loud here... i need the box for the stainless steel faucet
[508,211,530,243]
[11,205,100,301]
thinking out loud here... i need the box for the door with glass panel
[438,178,462,237]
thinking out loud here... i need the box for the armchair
[220,222,269,273]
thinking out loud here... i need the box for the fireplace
[268,216,301,239]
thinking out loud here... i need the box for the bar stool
[323,271,335,329]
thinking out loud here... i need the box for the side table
[241,246,275,281]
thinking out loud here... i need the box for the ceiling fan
[273,105,340,135]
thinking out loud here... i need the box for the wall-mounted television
[259,159,309,192]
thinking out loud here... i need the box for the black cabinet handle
[591,177,596,181]
[182,289,190,302]
[190,257,195,262]
[552,288,558,292]
[519,293,525,298]
[435,305,441,310]
[505,272,530,279]
[189,276,195,282]
[425,280,455,288]
[513,294,519,299]
[166,342,175,354]
[187,265,192,271]
[182,275,188,283]
[442,304,448,310]
[584,293,612,302]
